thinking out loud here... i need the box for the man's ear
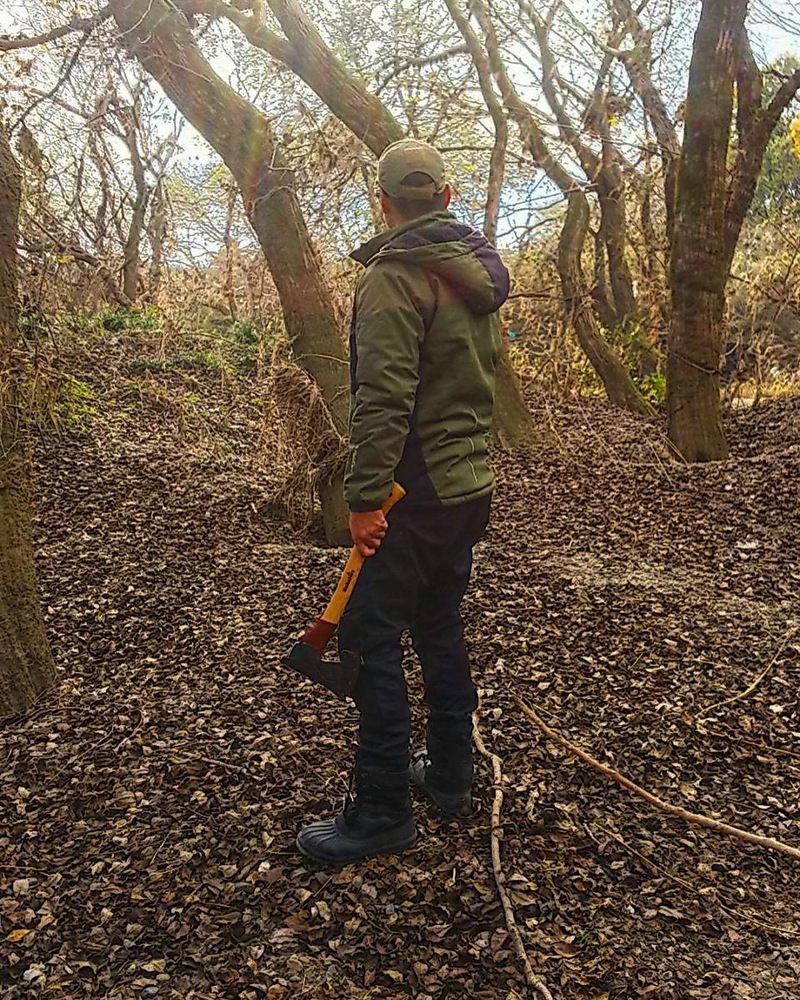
[379,188,395,224]
[443,184,452,208]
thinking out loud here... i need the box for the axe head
[285,642,361,702]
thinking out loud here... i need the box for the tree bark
[492,344,538,449]
[591,230,617,331]
[109,0,350,543]
[147,177,168,296]
[668,0,746,462]
[0,121,56,719]
[669,8,800,462]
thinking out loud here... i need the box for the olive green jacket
[345,211,510,511]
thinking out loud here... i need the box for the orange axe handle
[300,483,406,657]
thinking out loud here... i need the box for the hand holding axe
[284,483,405,700]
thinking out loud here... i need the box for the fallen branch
[473,707,554,1000]
[516,696,800,862]
[697,628,797,720]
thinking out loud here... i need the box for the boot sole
[296,829,418,868]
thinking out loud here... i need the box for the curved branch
[375,44,469,95]
[173,0,294,62]
[0,6,111,51]
[180,0,403,155]
[521,0,600,180]
[444,0,507,242]
[517,697,800,862]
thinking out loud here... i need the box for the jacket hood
[351,212,510,316]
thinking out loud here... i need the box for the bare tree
[4,41,181,309]
[451,0,654,415]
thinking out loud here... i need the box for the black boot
[410,730,473,817]
[296,764,417,866]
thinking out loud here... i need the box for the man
[297,139,510,865]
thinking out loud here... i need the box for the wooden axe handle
[321,481,405,625]
[299,483,405,656]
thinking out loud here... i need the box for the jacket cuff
[347,499,384,513]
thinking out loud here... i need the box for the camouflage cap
[377,138,447,200]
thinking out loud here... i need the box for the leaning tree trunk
[110,0,350,542]
[560,193,654,415]
[0,122,56,718]
[667,0,746,462]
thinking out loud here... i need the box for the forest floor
[1,329,799,1000]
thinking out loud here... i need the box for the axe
[285,483,405,701]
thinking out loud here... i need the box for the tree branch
[0,6,111,51]
[444,0,507,241]
[725,50,800,263]
[266,0,403,154]
[474,706,553,1000]
[375,44,469,95]
[607,0,680,243]
[522,1,600,179]
[11,30,95,133]
[517,697,800,862]
[173,0,294,63]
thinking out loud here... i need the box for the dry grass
[262,357,346,531]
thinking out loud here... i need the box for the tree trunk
[0,121,56,719]
[668,0,746,462]
[147,178,167,296]
[597,166,637,325]
[492,343,538,449]
[110,0,350,543]
[121,109,149,303]
[223,181,238,321]
[591,230,618,331]
[560,192,654,415]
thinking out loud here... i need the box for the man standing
[297,139,510,865]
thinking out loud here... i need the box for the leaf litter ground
[1,340,799,1000]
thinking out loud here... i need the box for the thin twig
[516,696,800,862]
[12,30,94,133]
[473,707,554,1000]
[697,628,797,721]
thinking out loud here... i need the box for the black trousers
[338,493,491,771]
